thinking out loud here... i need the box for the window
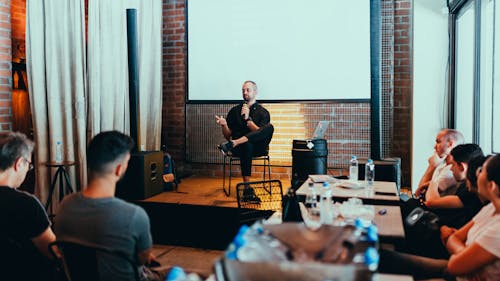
[451,0,500,153]
[454,1,475,143]
[493,0,500,152]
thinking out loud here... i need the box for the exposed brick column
[0,0,12,132]
[11,0,23,62]
[162,0,187,173]
[393,0,412,186]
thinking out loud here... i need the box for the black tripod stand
[44,161,76,216]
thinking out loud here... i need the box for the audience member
[439,154,489,255]
[380,153,500,280]
[415,129,464,198]
[425,144,485,229]
[403,144,484,259]
[0,132,56,281]
[55,131,163,281]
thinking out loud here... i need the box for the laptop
[310,121,330,139]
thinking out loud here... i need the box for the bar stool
[44,161,76,216]
[222,151,271,196]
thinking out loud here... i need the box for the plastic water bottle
[349,155,358,181]
[252,222,289,261]
[235,232,269,262]
[305,181,318,209]
[225,225,250,260]
[365,159,375,186]
[165,266,186,281]
[320,182,333,225]
[55,141,63,163]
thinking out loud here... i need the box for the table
[265,205,405,242]
[296,178,400,205]
[215,258,413,281]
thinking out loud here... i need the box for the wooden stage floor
[143,175,291,207]
[143,175,290,277]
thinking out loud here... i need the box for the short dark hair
[0,132,34,172]
[87,131,134,175]
[486,154,500,187]
[466,155,487,190]
[450,144,484,165]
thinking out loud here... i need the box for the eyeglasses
[24,158,34,171]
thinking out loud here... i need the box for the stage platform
[135,175,290,250]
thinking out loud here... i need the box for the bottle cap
[225,250,237,260]
[233,234,246,248]
[322,182,329,188]
[351,155,356,160]
[367,159,373,164]
[364,247,380,270]
[354,218,364,229]
[237,225,249,235]
[166,266,186,281]
[367,225,379,242]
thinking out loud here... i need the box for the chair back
[49,240,140,281]
[236,179,283,224]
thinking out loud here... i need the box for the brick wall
[10,0,23,62]
[392,0,412,186]
[161,0,413,186]
[0,0,11,132]
[162,0,186,171]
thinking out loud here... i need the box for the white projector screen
[187,0,371,101]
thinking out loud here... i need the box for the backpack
[405,207,440,241]
[162,149,178,191]
[282,187,303,222]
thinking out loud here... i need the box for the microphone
[241,101,248,120]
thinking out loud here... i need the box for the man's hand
[414,185,427,197]
[428,152,445,168]
[440,225,457,246]
[215,115,227,126]
[241,103,249,120]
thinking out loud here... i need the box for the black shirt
[226,102,270,139]
[0,186,52,281]
[434,183,485,228]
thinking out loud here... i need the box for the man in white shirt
[414,129,464,198]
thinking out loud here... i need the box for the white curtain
[88,0,162,150]
[26,0,87,207]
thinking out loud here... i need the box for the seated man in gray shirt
[55,131,162,281]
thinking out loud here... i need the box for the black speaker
[292,139,328,187]
[358,158,401,192]
[116,151,163,200]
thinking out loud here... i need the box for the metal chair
[236,179,283,224]
[49,240,140,281]
[222,151,271,196]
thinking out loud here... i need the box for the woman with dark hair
[445,154,500,280]
[380,154,500,280]
[440,155,489,245]
[466,155,488,193]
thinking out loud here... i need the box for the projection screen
[187,0,371,101]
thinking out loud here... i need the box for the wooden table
[372,205,405,242]
[265,205,405,242]
[296,178,400,205]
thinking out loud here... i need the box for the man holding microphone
[215,81,274,199]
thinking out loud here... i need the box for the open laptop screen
[311,121,330,139]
